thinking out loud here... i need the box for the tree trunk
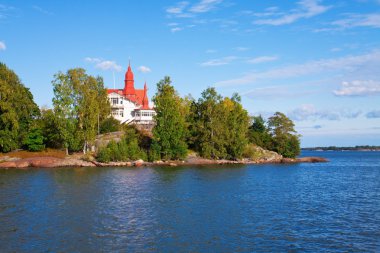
[83,141,87,154]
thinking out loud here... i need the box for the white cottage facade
[107,63,155,126]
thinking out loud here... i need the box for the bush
[96,139,148,162]
[243,144,262,160]
[97,147,111,163]
[23,128,45,152]
[100,117,121,134]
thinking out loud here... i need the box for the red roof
[107,63,151,109]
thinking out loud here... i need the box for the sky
[1,0,380,147]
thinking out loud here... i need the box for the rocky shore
[0,155,328,169]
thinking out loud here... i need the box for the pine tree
[267,112,301,158]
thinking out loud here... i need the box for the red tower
[124,62,136,95]
[142,82,150,109]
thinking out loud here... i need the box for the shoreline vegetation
[2,63,316,166]
[303,146,380,151]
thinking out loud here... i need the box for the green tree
[190,87,226,159]
[267,112,300,158]
[151,76,188,160]
[190,89,249,160]
[23,128,45,152]
[248,115,272,149]
[39,108,63,149]
[0,62,39,152]
[52,68,110,154]
[100,117,121,134]
[224,94,250,159]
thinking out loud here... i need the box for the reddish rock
[0,161,17,168]
[134,159,144,167]
[296,157,328,163]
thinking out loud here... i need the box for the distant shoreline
[302,146,380,152]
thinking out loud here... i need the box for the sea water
[0,151,379,252]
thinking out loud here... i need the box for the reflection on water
[0,152,379,252]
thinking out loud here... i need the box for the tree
[39,108,63,149]
[52,68,110,154]
[0,62,39,152]
[23,128,45,152]
[151,76,188,160]
[190,87,226,159]
[248,115,272,149]
[189,88,249,160]
[224,94,250,159]
[267,112,300,158]
[100,117,121,134]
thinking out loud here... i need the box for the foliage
[189,88,249,160]
[100,117,121,134]
[23,128,45,152]
[267,112,300,158]
[248,115,272,150]
[38,108,63,149]
[52,68,110,153]
[0,62,40,152]
[96,127,148,163]
[151,76,188,160]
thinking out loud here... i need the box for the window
[111,98,119,105]
[119,110,124,117]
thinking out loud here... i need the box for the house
[107,63,155,127]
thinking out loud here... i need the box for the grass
[0,149,67,159]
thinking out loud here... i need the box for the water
[0,151,379,252]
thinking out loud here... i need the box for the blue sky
[1,0,380,147]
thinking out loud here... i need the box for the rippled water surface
[1,151,379,252]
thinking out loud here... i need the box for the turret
[142,82,150,109]
[124,61,136,95]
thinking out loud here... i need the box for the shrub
[100,117,120,134]
[23,128,45,152]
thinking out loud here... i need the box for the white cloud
[206,49,217,53]
[166,1,189,14]
[85,57,122,72]
[216,51,380,87]
[332,13,380,29]
[171,27,183,32]
[0,41,6,51]
[0,4,16,19]
[166,0,223,18]
[200,56,238,66]
[190,0,223,13]
[333,80,380,96]
[366,110,380,118]
[84,57,101,63]
[254,0,331,26]
[330,47,342,52]
[288,104,362,121]
[234,47,249,51]
[247,56,278,64]
[95,61,122,72]
[32,5,53,15]
[242,84,316,100]
[138,66,151,73]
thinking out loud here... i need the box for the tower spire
[124,60,135,95]
[142,81,149,109]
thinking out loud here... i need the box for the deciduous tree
[0,63,39,152]
[151,76,188,160]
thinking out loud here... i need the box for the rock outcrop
[0,157,95,169]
